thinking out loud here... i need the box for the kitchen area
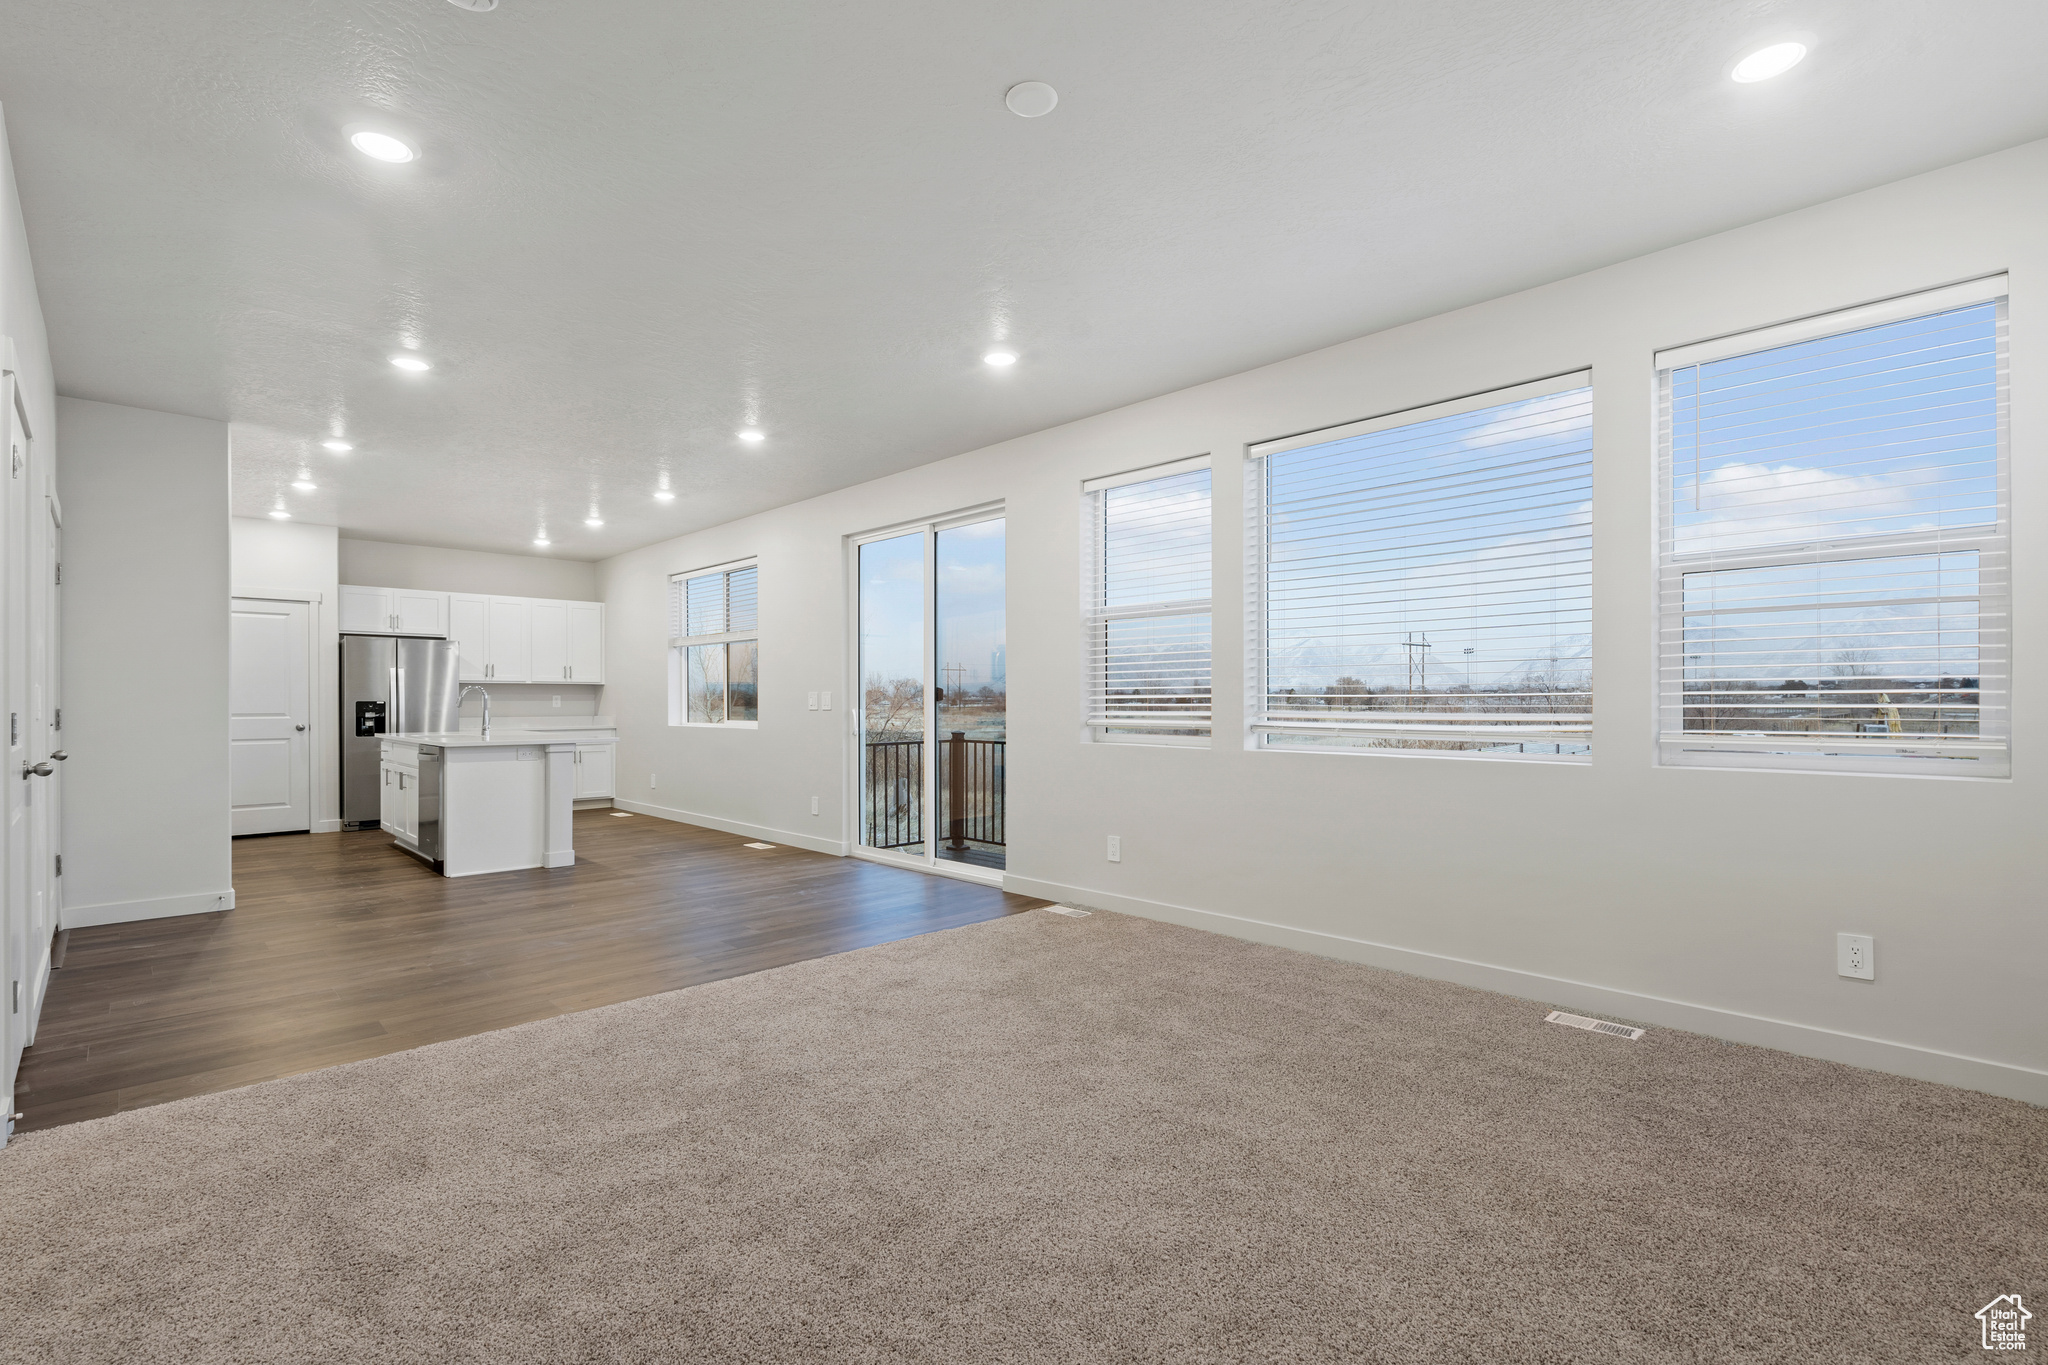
[229,523,620,876]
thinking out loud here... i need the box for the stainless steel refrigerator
[341,635,462,827]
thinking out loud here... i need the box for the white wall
[340,537,598,600]
[600,138,2048,1104]
[60,398,232,926]
[231,516,341,831]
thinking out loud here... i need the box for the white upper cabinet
[350,585,602,680]
[448,594,490,680]
[568,603,604,683]
[394,590,447,636]
[529,600,570,682]
[341,585,448,637]
[485,597,532,682]
[527,600,607,683]
[340,585,394,634]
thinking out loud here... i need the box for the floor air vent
[1044,906,1092,918]
[1545,1010,1646,1041]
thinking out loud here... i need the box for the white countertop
[385,730,618,748]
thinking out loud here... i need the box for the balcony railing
[862,733,1005,852]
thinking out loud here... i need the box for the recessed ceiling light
[447,0,498,10]
[322,440,352,453]
[585,517,604,528]
[533,537,551,547]
[737,428,765,443]
[389,354,431,372]
[348,130,418,164]
[1731,41,1807,83]
[293,480,317,491]
[1005,82,1059,118]
[269,509,291,520]
[983,349,1018,367]
[654,490,675,501]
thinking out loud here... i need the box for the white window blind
[1082,458,1212,739]
[1656,279,2008,775]
[670,561,759,725]
[1247,373,1593,757]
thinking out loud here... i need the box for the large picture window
[1656,278,2008,775]
[1082,457,1212,742]
[670,561,759,726]
[1247,373,1594,758]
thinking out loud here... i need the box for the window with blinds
[1656,278,2008,775]
[1082,457,1212,742]
[669,561,759,725]
[1246,373,1593,758]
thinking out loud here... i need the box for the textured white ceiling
[2,1,2044,559]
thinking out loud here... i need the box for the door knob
[22,762,53,778]
[295,724,307,731]
[48,750,66,761]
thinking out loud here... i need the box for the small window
[670,561,758,726]
[1082,457,1212,743]
[1655,277,2008,776]
[1246,373,1594,759]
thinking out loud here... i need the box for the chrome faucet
[459,685,492,740]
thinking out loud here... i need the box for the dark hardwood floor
[15,811,1045,1133]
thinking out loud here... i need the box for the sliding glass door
[856,511,1006,878]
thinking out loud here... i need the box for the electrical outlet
[808,692,819,711]
[649,773,657,790]
[810,795,820,816]
[820,691,831,710]
[1837,933,1874,981]
[552,695,562,707]
[1107,835,1121,863]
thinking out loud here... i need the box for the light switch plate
[807,692,819,711]
[1837,932,1874,980]
[820,691,831,710]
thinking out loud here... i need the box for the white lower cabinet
[380,762,418,840]
[573,744,615,799]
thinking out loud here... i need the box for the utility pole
[1401,632,1432,704]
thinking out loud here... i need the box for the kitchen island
[379,729,618,876]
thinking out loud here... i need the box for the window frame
[1243,370,1596,762]
[669,557,760,729]
[1653,277,2010,779]
[1081,454,1214,747]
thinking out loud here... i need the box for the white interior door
[28,495,61,1034]
[3,378,32,1096]
[230,598,312,835]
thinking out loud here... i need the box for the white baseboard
[611,798,849,857]
[313,819,344,834]
[1003,875,2048,1108]
[63,888,236,930]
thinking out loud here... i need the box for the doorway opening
[852,509,1006,882]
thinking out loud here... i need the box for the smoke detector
[1004,82,1058,118]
